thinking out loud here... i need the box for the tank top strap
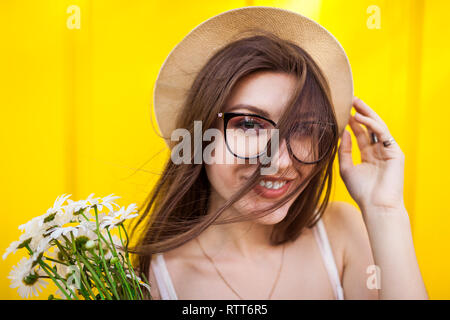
[151,253,178,300]
[151,218,343,300]
[312,218,345,300]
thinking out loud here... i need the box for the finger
[353,111,392,142]
[338,129,354,175]
[353,112,402,156]
[352,96,387,127]
[348,115,370,151]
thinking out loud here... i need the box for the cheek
[205,137,258,201]
[205,136,244,199]
[205,163,243,200]
[209,132,239,165]
[297,164,317,185]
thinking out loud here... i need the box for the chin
[254,208,289,225]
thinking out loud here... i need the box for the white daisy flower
[17,215,52,248]
[2,240,21,260]
[16,195,72,242]
[3,233,35,261]
[77,220,97,236]
[34,236,53,255]
[9,258,47,299]
[100,203,138,229]
[23,232,48,257]
[99,194,121,212]
[53,193,72,209]
[4,224,51,260]
[58,195,92,224]
[49,226,79,241]
[78,193,100,213]
[62,194,120,227]
[18,215,42,235]
[38,194,73,228]
[66,198,90,219]
[74,225,98,250]
[82,193,121,213]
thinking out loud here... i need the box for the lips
[253,176,294,199]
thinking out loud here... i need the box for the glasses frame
[217,112,335,165]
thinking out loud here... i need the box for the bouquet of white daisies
[3,194,151,300]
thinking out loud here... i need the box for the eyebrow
[225,104,271,119]
[292,112,321,121]
[226,104,321,122]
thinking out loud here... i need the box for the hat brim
[153,6,353,147]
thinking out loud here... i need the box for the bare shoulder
[322,201,378,299]
[319,201,366,254]
[316,202,360,275]
[147,242,200,300]
[321,201,365,233]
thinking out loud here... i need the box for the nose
[272,139,293,173]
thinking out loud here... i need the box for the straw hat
[153,6,353,147]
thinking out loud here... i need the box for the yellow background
[1,0,449,299]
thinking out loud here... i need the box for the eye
[292,122,315,136]
[290,121,334,142]
[228,115,271,132]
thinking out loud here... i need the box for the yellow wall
[1,0,449,299]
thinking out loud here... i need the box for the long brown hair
[130,29,339,283]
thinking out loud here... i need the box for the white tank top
[150,217,344,300]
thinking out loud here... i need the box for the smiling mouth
[252,177,295,199]
[258,179,287,190]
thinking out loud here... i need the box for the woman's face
[205,71,316,225]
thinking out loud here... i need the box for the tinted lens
[288,121,334,163]
[225,115,275,158]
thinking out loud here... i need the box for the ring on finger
[370,132,378,144]
[382,137,396,147]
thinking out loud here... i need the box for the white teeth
[259,180,287,190]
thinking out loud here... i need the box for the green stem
[106,227,134,299]
[74,212,118,299]
[75,262,95,300]
[76,253,112,300]
[92,206,121,300]
[140,272,152,299]
[119,225,143,299]
[39,261,74,300]
[44,256,69,266]
[53,239,75,265]
[122,225,147,299]
[61,234,107,300]
[84,249,121,297]
[70,232,93,300]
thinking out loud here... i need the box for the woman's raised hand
[338,97,406,213]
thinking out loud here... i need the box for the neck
[196,191,275,262]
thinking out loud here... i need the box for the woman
[130,7,428,300]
